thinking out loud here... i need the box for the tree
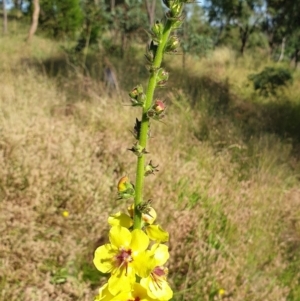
[145,0,156,26]
[13,0,22,10]
[111,0,147,56]
[205,0,264,54]
[75,0,111,51]
[265,0,300,66]
[181,5,214,66]
[38,0,83,38]
[2,0,7,34]
[26,0,40,42]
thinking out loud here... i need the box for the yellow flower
[62,210,69,218]
[111,283,157,301]
[93,226,152,295]
[218,288,226,296]
[140,244,173,300]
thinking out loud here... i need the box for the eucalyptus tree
[265,0,300,65]
[36,0,83,38]
[205,0,264,54]
[2,0,7,34]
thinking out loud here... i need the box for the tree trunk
[145,0,156,26]
[278,37,286,62]
[110,0,115,12]
[13,0,19,10]
[295,48,299,69]
[239,26,249,55]
[3,0,7,34]
[26,0,40,42]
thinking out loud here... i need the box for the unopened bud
[169,1,184,17]
[117,176,135,200]
[151,21,164,43]
[128,143,149,157]
[153,100,165,113]
[129,85,145,107]
[142,207,157,224]
[156,69,169,87]
[165,36,180,53]
[147,100,166,121]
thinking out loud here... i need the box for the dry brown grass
[1,33,300,301]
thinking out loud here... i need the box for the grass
[1,26,300,301]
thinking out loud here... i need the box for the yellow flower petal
[142,207,157,224]
[110,283,157,301]
[109,226,131,248]
[150,243,169,266]
[130,229,149,252]
[141,274,173,300]
[108,212,133,228]
[132,251,154,278]
[93,244,117,273]
[145,224,169,242]
[117,176,129,192]
[108,267,135,295]
[127,203,134,218]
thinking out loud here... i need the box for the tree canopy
[2,0,300,63]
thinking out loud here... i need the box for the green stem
[133,20,173,229]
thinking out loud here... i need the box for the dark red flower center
[151,266,167,290]
[153,266,166,277]
[115,248,133,275]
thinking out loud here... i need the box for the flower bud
[128,142,149,157]
[151,21,164,43]
[171,15,184,29]
[147,100,166,121]
[156,68,169,87]
[165,36,180,53]
[117,176,135,200]
[129,85,145,107]
[142,207,157,224]
[153,100,165,114]
[171,3,183,17]
[127,203,134,218]
[145,47,154,65]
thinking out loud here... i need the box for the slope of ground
[1,31,300,301]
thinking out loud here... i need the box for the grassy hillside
[1,28,300,301]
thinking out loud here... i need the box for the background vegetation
[0,0,300,300]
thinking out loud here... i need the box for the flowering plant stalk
[93,1,192,300]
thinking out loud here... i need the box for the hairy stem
[133,20,173,229]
